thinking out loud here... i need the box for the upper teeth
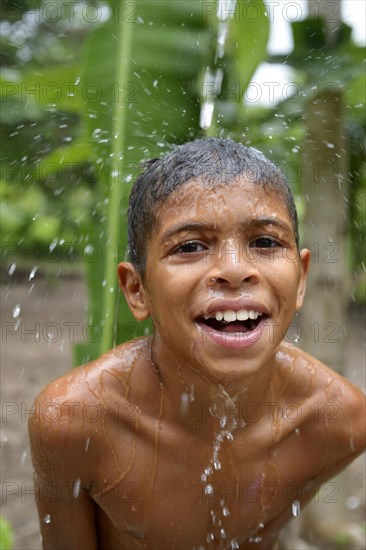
[204,310,263,322]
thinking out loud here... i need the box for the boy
[29,138,365,549]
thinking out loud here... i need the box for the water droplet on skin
[180,392,189,415]
[73,478,81,499]
[230,541,239,549]
[43,514,51,524]
[85,437,90,453]
[12,304,21,318]
[220,528,227,538]
[8,263,16,276]
[223,506,230,516]
[292,499,301,517]
[205,484,214,495]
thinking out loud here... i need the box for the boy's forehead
[158,176,284,219]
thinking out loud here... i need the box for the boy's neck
[149,335,275,438]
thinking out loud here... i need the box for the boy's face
[123,177,310,381]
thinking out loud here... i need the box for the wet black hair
[127,137,299,275]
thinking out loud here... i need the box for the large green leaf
[226,0,269,94]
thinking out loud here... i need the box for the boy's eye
[174,241,206,254]
[250,236,281,249]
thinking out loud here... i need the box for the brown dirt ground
[1,271,365,549]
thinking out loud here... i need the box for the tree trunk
[286,1,352,545]
[300,90,349,372]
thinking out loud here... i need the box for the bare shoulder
[30,336,148,411]
[277,341,366,457]
[28,337,150,464]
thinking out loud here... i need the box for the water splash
[199,1,237,131]
[200,385,239,547]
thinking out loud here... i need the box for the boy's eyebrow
[160,222,214,243]
[160,217,292,243]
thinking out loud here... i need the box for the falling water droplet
[213,459,221,470]
[8,263,16,276]
[49,240,57,252]
[199,101,214,130]
[292,499,301,517]
[346,496,360,510]
[43,514,51,524]
[12,304,21,318]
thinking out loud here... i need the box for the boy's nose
[206,243,260,288]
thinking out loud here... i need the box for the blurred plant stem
[101,4,133,353]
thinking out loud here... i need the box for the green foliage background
[1,0,365,364]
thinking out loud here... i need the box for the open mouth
[196,309,268,335]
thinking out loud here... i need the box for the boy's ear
[296,248,311,310]
[117,262,150,321]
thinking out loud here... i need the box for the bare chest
[90,424,310,550]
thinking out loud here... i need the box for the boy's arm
[28,394,98,550]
